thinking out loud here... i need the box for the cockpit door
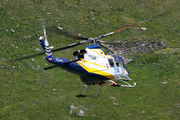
[108,58,115,68]
[107,58,127,80]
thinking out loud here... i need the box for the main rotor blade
[48,26,89,40]
[50,42,84,52]
[9,51,46,61]
[9,42,85,61]
[95,23,138,41]
[43,65,58,70]
[58,28,89,40]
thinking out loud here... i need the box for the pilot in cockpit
[73,51,80,60]
[73,49,87,60]
[78,49,87,59]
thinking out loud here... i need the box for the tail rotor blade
[43,27,46,37]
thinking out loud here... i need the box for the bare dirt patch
[101,41,167,55]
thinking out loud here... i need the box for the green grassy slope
[0,0,180,119]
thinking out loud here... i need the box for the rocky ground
[101,41,167,55]
[100,41,167,64]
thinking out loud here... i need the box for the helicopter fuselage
[44,44,130,85]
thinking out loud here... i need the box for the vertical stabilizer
[39,36,53,57]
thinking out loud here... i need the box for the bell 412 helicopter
[13,23,137,97]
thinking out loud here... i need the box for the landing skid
[117,80,136,87]
[76,80,136,97]
[111,83,136,87]
[120,83,136,87]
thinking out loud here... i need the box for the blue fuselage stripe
[45,56,108,81]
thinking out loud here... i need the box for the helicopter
[12,23,137,97]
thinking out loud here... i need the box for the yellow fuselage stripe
[77,61,114,80]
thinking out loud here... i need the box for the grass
[0,0,180,119]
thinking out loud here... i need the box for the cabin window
[114,57,123,67]
[108,58,115,68]
[116,62,120,66]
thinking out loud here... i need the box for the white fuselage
[76,48,129,80]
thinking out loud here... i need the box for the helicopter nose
[124,69,129,76]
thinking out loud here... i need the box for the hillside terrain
[0,0,180,119]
